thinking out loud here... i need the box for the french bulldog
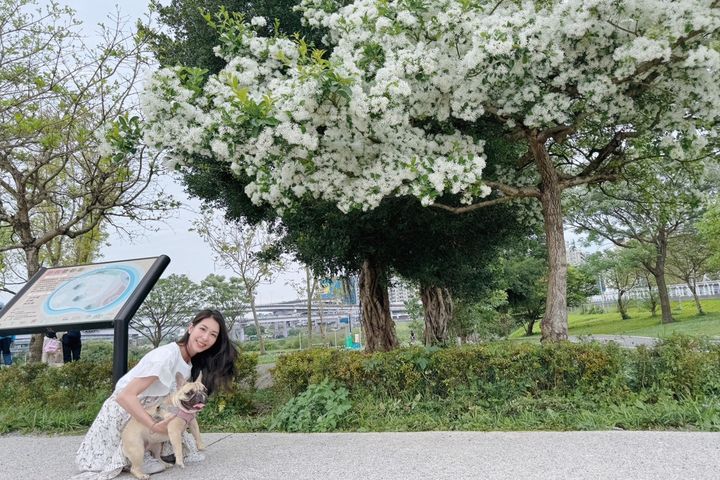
[121,372,208,479]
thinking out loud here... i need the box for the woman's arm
[115,376,171,434]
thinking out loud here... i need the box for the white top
[114,342,192,397]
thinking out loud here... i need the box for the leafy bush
[628,336,720,397]
[273,336,718,403]
[270,379,351,432]
[0,359,113,409]
[80,341,153,364]
[5,334,720,434]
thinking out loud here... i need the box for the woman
[72,309,237,480]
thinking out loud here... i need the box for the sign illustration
[0,257,162,332]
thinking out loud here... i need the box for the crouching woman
[71,309,237,479]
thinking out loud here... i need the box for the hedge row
[273,336,720,400]
[0,352,259,415]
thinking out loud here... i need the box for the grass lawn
[568,297,720,337]
[508,297,720,339]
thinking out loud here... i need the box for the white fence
[589,279,720,305]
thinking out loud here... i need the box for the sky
[53,0,303,303]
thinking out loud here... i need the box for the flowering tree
[143,0,720,341]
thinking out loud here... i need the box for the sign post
[0,256,169,384]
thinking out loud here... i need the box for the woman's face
[186,317,220,356]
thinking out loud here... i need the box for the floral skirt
[70,394,204,479]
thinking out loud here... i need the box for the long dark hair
[178,309,237,395]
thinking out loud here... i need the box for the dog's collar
[169,406,198,424]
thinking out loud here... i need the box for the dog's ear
[196,371,203,385]
[176,372,187,389]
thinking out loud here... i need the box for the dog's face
[174,372,208,412]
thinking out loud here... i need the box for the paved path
[2,431,719,480]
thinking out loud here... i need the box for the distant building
[566,241,586,266]
[388,279,415,304]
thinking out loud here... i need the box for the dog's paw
[129,469,150,480]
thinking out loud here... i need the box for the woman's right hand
[115,375,162,431]
[150,416,172,435]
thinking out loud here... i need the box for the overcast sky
[53,0,303,303]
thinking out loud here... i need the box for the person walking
[0,302,10,367]
[42,328,63,366]
[62,329,82,363]
[0,333,14,366]
[71,309,237,480]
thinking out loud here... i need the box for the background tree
[192,212,282,354]
[501,242,547,336]
[584,249,641,321]
[133,274,201,347]
[287,265,321,346]
[199,274,248,338]
[501,237,598,336]
[636,269,659,317]
[699,202,720,272]
[243,323,263,338]
[450,290,517,342]
[570,161,706,324]
[143,0,720,343]
[566,265,600,310]
[0,0,175,360]
[666,230,713,315]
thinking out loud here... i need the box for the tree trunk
[358,258,398,352]
[25,247,44,363]
[643,275,658,317]
[419,285,453,346]
[249,294,265,354]
[524,317,536,336]
[532,135,568,342]
[653,233,674,324]
[617,291,630,320]
[305,269,313,346]
[318,295,326,339]
[654,271,674,324]
[687,280,705,315]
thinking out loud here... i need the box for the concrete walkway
[2,431,719,480]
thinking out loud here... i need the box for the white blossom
[142,0,720,213]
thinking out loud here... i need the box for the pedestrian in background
[0,333,14,366]
[0,301,11,367]
[42,328,64,366]
[62,329,82,363]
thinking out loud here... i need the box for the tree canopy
[143,0,720,341]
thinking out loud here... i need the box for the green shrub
[270,379,351,432]
[5,334,720,434]
[627,335,720,397]
[0,360,113,409]
[272,338,707,403]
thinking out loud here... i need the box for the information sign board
[0,256,169,383]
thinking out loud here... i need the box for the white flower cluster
[142,0,720,212]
